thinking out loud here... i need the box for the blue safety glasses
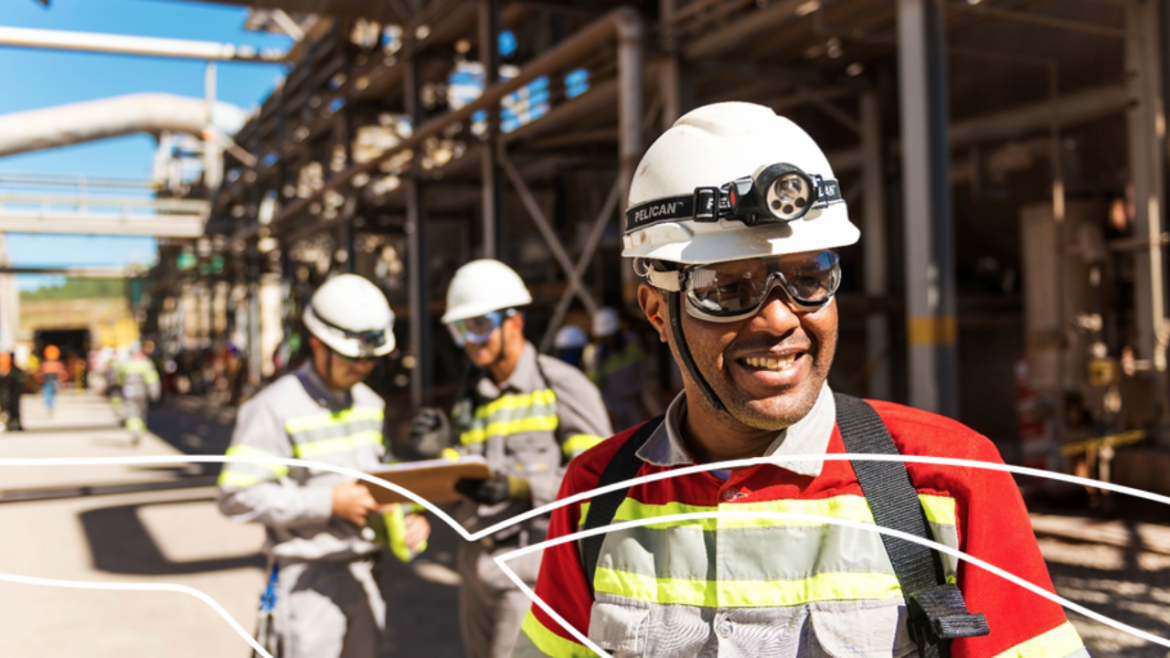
[447,309,515,346]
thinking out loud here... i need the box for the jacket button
[721,488,739,502]
[715,614,732,638]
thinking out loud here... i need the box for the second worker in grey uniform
[218,274,429,658]
[428,259,612,658]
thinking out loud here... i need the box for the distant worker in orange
[38,345,68,417]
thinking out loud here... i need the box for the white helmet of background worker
[442,259,532,345]
[302,274,396,358]
[592,307,620,338]
[624,102,859,411]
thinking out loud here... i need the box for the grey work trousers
[273,557,385,658]
[458,540,543,658]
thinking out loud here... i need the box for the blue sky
[1,0,292,289]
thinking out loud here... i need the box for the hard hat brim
[622,207,860,265]
[304,308,396,358]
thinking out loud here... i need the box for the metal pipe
[0,93,248,158]
[0,26,288,62]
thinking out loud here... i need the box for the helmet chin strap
[668,291,727,413]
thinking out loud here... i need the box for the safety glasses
[679,250,840,322]
[447,309,515,346]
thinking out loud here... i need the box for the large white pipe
[0,93,248,158]
[0,26,286,62]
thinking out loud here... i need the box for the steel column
[405,53,432,408]
[480,0,504,260]
[617,11,644,306]
[1125,2,1170,429]
[860,92,891,400]
[898,0,958,415]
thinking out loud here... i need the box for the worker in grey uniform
[427,259,613,658]
[218,274,430,658]
[117,344,161,446]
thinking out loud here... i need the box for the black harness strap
[834,393,988,657]
[578,396,989,657]
[580,415,664,594]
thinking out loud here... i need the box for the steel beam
[499,151,598,317]
[539,179,622,353]
[898,0,958,415]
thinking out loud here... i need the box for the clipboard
[362,456,492,504]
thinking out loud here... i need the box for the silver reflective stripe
[591,593,918,658]
[288,419,383,446]
[598,523,898,583]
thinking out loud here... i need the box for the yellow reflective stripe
[284,407,384,434]
[579,493,956,530]
[218,471,264,488]
[460,415,559,445]
[292,430,382,458]
[519,610,595,658]
[920,494,957,526]
[474,388,557,419]
[992,621,1084,658]
[224,445,289,478]
[562,434,605,458]
[594,567,902,607]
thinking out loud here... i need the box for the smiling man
[513,103,1086,658]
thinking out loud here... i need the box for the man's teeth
[743,355,797,370]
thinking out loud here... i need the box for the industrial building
[2,0,1166,493]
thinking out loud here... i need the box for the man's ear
[509,310,525,334]
[637,283,669,343]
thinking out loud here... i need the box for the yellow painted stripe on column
[908,316,956,345]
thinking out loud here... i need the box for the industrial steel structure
[5,0,1169,490]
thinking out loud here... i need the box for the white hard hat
[592,307,620,338]
[441,259,532,324]
[303,274,396,358]
[622,102,859,265]
[554,325,588,350]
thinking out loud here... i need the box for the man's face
[461,313,521,368]
[310,338,376,390]
[640,270,838,431]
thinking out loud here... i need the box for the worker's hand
[331,480,379,527]
[454,474,530,505]
[407,407,451,459]
[403,513,430,552]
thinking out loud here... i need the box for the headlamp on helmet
[625,162,841,233]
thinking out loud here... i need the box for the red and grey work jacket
[513,391,1086,658]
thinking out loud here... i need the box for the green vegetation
[21,278,126,301]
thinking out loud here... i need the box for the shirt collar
[636,381,836,477]
[475,341,539,398]
[296,361,352,412]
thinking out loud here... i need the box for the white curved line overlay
[0,571,276,658]
[3,453,1169,655]
[494,511,1170,658]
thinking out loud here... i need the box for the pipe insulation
[0,93,248,158]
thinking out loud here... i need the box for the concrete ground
[2,388,1170,657]
[0,390,464,658]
